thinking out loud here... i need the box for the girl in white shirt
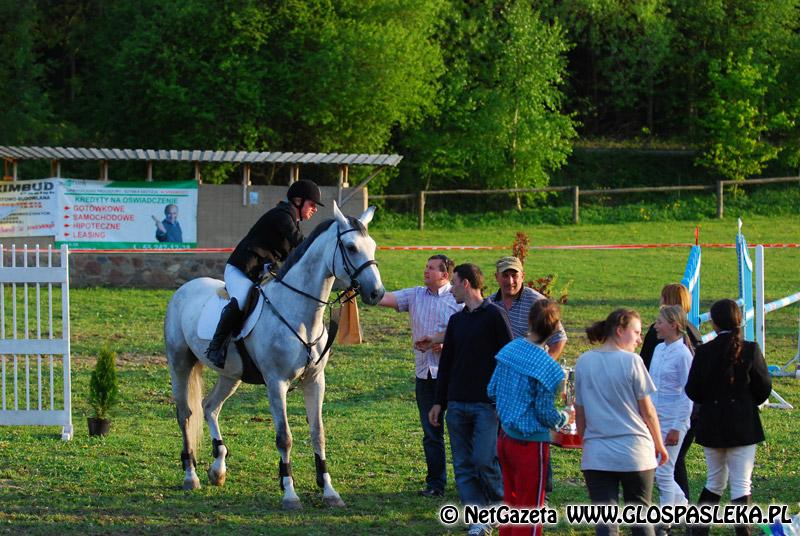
[650,305,694,507]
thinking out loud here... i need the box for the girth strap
[234,339,266,385]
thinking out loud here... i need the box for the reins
[258,225,377,371]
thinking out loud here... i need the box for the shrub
[513,231,572,304]
[89,347,120,420]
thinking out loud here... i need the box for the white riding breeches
[703,444,757,499]
[224,264,253,308]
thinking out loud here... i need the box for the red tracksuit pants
[497,430,549,536]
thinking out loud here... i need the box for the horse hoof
[282,499,303,511]
[323,496,346,508]
[207,468,226,486]
[183,477,201,491]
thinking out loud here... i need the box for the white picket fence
[0,245,72,440]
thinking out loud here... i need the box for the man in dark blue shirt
[153,203,183,243]
[428,263,512,536]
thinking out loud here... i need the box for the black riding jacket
[227,201,305,281]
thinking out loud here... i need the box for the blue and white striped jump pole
[736,219,755,341]
[681,245,701,328]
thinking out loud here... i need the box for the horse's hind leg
[267,378,302,510]
[203,375,241,486]
[303,370,345,507]
[167,344,203,491]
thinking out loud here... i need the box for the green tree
[667,0,800,139]
[396,1,576,196]
[697,49,786,181]
[78,1,276,156]
[0,0,53,144]
[264,0,444,155]
[548,0,675,136]
[61,0,442,184]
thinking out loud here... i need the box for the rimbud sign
[0,179,57,237]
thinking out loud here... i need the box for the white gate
[0,245,72,440]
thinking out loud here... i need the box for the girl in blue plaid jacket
[488,299,573,536]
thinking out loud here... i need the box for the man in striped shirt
[489,256,567,358]
[379,254,462,497]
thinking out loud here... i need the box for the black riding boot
[687,487,722,536]
[206,298,243,368]
[732,494,752,536]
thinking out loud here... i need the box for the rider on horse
[206,179,324,368]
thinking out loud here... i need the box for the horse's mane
[276,216,367,279]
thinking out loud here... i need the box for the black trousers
[583,469,656,536]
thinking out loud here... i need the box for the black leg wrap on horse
[181,451,196,470]
[212,438,228,459]
[315,453,328,489]
[279,460,292,491]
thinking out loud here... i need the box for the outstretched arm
[378,292,399,309]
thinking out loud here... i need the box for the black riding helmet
[287,179,325,207]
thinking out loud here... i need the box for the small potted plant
[87,347,120,437]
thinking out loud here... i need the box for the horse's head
[331,202,385,305]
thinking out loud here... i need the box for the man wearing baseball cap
[206,179,324,368]
[490,256,567,358]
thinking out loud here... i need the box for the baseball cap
[496,256,523,273]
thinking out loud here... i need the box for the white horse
[165,202,384,509]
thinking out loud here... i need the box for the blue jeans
[416,377,446,492]
[445,401,503,506]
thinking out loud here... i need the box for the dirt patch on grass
[71,353,166,368]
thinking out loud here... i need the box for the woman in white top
[575,308,669,536]
[650,305,694,508]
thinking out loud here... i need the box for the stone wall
[69,251,228,288]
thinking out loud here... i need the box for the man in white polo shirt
[379,254,462,497]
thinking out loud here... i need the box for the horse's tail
[185,360,204,457]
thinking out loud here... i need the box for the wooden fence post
[418,191,426,230]
[573,186,580,224]
[716,181,724,218]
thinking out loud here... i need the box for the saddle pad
[197,291,263,341]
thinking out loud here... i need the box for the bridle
[259,222,378,367]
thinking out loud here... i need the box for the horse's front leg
[203,375,241,486]
[303,369,345,507]
[267,378,302,510]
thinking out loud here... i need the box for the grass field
[1,214,799,535]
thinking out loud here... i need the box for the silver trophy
[561,366,577,435]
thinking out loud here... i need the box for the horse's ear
[358,206,376,227]
[332,201,348,227]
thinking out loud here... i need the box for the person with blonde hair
[649,305,694,534]
[640,284,700,369]
[640,283,702,502]
[575,308,668,536]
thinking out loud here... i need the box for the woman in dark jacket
[685,299,772,536]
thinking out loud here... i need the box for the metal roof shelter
[0,145,403,205]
